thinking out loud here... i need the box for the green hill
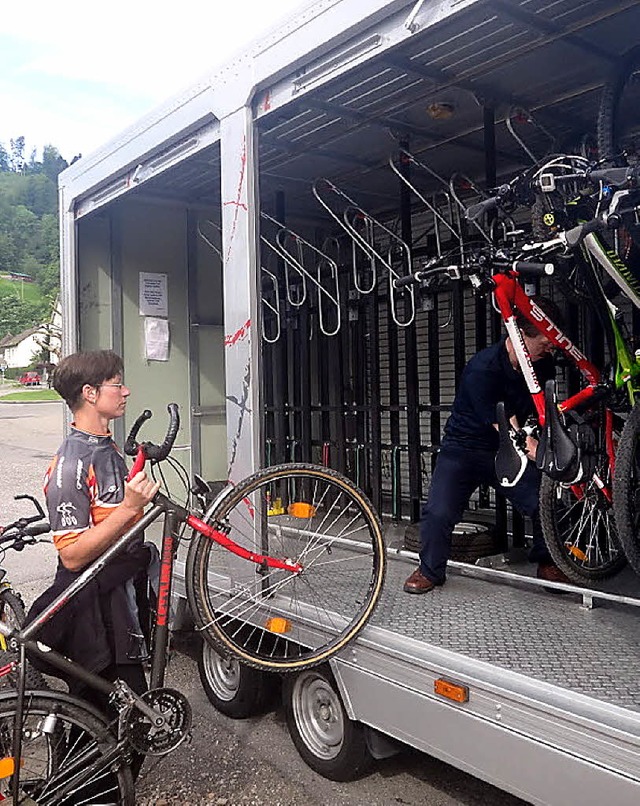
[0,274,45,305]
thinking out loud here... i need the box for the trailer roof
[63,0,640,221]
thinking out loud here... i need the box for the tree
[0,288,48,339]
[41,146,68,182]
[9,137,26,172]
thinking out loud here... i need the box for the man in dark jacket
[404,297,570,593]
[28,349,159,707]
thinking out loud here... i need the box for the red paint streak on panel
[225,137,247,263]
[225,319,251,347]
[223,200,248,211]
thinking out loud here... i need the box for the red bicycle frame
[492,273,601,425]
[492,271,615,498]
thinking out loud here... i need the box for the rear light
[434,678,469,703]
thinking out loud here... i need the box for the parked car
[18,371,41,386]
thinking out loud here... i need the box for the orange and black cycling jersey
[44,427,129,551]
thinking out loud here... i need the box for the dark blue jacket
[442,337,555,452]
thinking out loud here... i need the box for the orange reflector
[265,616,292,634]
[287,502,316,518]
[567,546,587,561]
[434,678,469,703]
[0,757,16,777]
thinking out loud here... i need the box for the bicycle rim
[540,459,626,583]
[186,463,386,672]
[0,691,134,804]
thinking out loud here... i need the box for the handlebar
[125,403,181,481]
[498,261,555,277]
[587,165,638,185]
[1,495,50,549]
[465,185,512,221]
[563,217,607,249]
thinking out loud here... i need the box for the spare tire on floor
[404,521,497,562]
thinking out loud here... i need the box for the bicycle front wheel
[0,589,25,651]
[613,403,640,575]
[186,463,386,672]
[0,690,134,804]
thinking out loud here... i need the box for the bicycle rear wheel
[613,403,640,575]
[597,45,640,162]
[186,463,386,672]
[539,440,626,583]
[0,690,134,804]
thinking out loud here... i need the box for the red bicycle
[0,405,385,804]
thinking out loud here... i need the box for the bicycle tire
[597,45,640,161]
[0,690,135,804]
[186,463,386,672]
[0,650,47,691]
[0,589,25,651]
[613,403,640,575]
[0,589,48,691]
[539,450,626,583]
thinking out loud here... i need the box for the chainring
[125,687,192,756]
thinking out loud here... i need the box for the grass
[0,275,44,305]
[0,388,61,402]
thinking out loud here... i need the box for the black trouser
[419,445,553,584]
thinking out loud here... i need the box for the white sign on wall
[139,272,168,317]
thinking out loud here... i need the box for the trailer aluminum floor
[173,548,640,806]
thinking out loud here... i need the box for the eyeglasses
[99,383,127,390]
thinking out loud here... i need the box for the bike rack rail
[261,212,342,337]
[312,178,415,327]
[198,217,283,343]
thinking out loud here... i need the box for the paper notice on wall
[144,316,170,361]
[139,272,168,317]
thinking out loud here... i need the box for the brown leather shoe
[537,564,571,585]
[403,567,438,594]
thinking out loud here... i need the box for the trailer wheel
[198,640,270,718]
[283,668,372,781]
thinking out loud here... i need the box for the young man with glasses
[28,350,159,735]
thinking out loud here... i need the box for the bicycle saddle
[536,380,590,483]
[495,402,528,487]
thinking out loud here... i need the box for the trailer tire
[282,668,372,781]
[198,640,272,719]
[404,523,496,561]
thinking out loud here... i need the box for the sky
[0,0,307,164]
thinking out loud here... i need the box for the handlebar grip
[465,195,500,222]
[588,166,638,186]
[24,523,50,537]
[124,405,180,478]
[512,261,555,277]
[124,409,152,456]
[564,218,605,249]
[465,184,512,221]
[394,274,418,289]
[142,403,181,461]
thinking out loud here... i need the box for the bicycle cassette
[125,687,192,756]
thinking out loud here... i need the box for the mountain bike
[0,404,385,803]
[463,158,640,581]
